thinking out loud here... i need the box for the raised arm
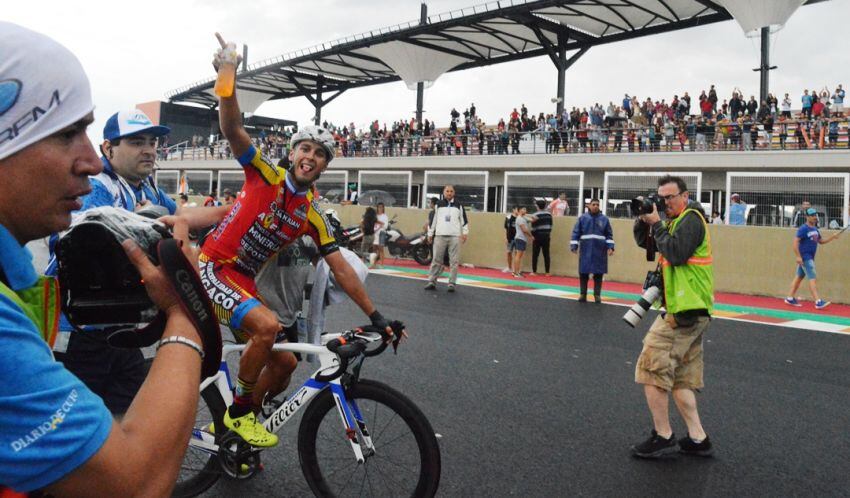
[218,93,251,159]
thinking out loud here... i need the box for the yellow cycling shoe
[223,410,279,447]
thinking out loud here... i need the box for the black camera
[57,207,224,379]
[630,194,665,217]
[56,207,170,326]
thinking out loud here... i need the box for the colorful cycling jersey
[200,146,338,277]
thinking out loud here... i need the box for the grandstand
[148,0,846,228]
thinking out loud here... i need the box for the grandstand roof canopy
[167,0,824,108]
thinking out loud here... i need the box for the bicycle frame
[188,335,379,463]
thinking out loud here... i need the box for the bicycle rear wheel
[298,379,441,497]
[171,384,225,497]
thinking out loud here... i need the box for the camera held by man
[622,192,668,326]
[622,269,663,328]
[626,175,716,459]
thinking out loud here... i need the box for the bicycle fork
[330,381,376,463]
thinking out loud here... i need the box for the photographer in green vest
[630,175,714,459]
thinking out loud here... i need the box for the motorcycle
[383,215,432,266]
[325,209,363,252]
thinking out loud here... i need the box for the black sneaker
[577,295,588,303]
[447,284,456,292]
[678,434,713,457]
[631,430,677,458]
[424,282,436,290]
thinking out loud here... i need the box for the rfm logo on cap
[0,84,63,146]
[0,79,23,117]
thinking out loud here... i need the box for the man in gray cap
[0,21,204,495]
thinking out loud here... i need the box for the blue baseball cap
[805,207,818,216]
[103,109,170,141]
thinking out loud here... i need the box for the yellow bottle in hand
[214,32,237,98]
[214,62,236,98]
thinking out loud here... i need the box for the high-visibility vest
[0,276,60,348]
[0,276,60,496]
[658,208,714,315]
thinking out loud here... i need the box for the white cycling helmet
[290,125,336,162]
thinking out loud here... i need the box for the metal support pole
[415,2,427,130]
[556,42,566,117]
[416,82,424,127]
[759,26,769,103]
[314,76,324,126]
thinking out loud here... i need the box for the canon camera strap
[106,239,222,379]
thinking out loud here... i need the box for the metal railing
[157,119,850,161]
[159,140,234,161]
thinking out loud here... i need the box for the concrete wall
[333,204,850,304]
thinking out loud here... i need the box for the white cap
[102,109,170,141]
[0,22,93,160]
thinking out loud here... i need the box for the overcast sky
[5,0,850,142]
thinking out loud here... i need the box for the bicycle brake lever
[389,320,405,354]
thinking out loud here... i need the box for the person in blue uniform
[570,199,615,302]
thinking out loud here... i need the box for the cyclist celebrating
[171,36,400,448]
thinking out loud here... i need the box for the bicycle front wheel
[298,379,441,497]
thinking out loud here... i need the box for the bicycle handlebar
[313,322,405,382]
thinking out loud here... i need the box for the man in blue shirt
[785,208,841,310]
[0,21,203,495]
[90,109,176,214]
[728,193,747,225]
[801,90,813,120]
[48,109,175,416]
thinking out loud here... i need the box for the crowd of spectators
[162,84,848,160]
[313,83,848,156]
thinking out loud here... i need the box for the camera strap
[106,239,222,379]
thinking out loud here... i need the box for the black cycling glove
[369,310,389,331]
[369,310,406,354]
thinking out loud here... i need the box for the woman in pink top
[549,192,569,216]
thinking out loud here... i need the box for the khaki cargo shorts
[635,314,710,391]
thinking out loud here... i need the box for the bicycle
[172,324,441,497]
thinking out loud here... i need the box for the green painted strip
[382,265,850,327]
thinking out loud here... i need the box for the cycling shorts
[198,253,261,342]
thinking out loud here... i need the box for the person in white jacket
[424,185,469,292]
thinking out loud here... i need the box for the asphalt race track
[201,273,850,497]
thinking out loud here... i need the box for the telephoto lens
[623,286,661,328]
